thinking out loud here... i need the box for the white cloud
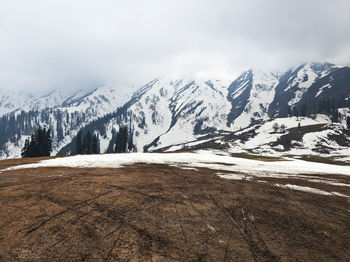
[0,0,349,94]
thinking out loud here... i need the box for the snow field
[234,115,330,150]
[5,150,350,197]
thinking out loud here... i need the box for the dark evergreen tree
[21,127,52,158]
[56,110,64,141]
[272,123,279,133]
[279,134,292,149]
[76,130,83,154]
[21,138,30,158]
[44,128,52,156]
[38,128,52,156]
[127,130,135,152]
[38,128,45,155]
[74,130,100,155]
[280,124,286,133]
[292,107,299,117]
[326,98,331,113]
[300,104,307,117]
[26,133,36,157]
[115,126,128,153]
[92,134,100,154]
[331,111,340,124]
[83,130,93,154]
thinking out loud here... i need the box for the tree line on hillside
[287,97,350,120]
[21,124,136,158]
[75,130,100,154]
[74,126,135,155]
[1,109,89,155]
[272,123,287,133]
[272,115,350,133]
[20,114,350,158]
[21,127,52,158]
[288,101,350,125]
[114,126,135,153]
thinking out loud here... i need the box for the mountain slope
[144,79,232,151]
[0,89,35,116]
[187,113,350,163]
[1,62,349,159]
[0,85,132,159]
[268,63,349,117]
[228,70,279,129]
[59,78,233,154]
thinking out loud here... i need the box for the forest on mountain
[21,127,52,158]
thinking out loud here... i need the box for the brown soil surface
[0,156,67,170]
[0,157,349,261]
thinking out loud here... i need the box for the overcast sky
[0,0,349,94]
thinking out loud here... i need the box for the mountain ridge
[0,62,349,159]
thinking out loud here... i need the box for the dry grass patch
[0,161,349,261]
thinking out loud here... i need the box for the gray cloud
[0,0,349,94]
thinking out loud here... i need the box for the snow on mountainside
[60,62,349,156]
[82,78,233,154]
[287,63,319,106]
[187,114,350,163]
[16,90,73,114]
[10,86,132,117]
[0,89,35,116]
[268,62,349,117]
[126,79,178,151]
[58,85,132,117]
[0,85,133,159]
[1,62,349,159]
[145,78,232,151]
[229,115,331,153]
[229,70,279,129]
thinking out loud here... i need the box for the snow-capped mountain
[57,78,234,154]
[227,70,280,129]
[0,62,349,159]
[0,85,133,158]
[58,62,349,155]
[0,89,35,116]
[8,85,132,117]
[268,63,349,117]
[131,78,232,151]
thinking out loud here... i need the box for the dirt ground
[0,157,349,261]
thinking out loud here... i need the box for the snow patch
[6,151,350,177]
[274,183,348,197]
[315,84,331,98]
[288,64,319,106]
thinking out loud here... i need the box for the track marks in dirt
[173,202,189,246]
[209,194,280,262]
[1,163,349,261]
[20,190,113,236]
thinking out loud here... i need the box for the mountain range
[1,62,349,159]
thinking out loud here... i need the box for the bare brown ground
[0,157,349,261]
[0,156,67,169]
